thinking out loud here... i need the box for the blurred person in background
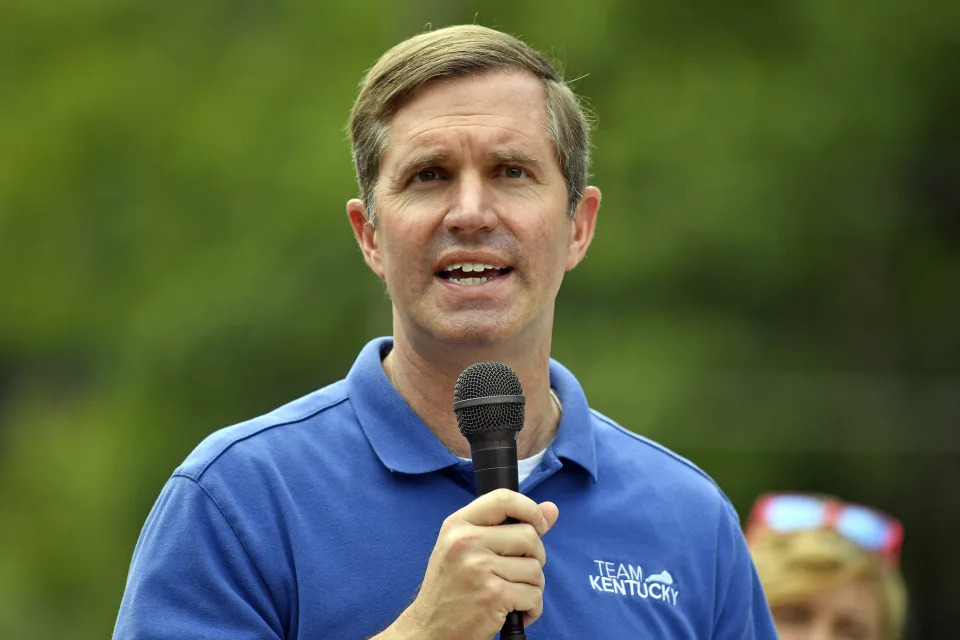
[112,24,776,639]
[746,492,908,640]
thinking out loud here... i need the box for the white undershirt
[459,389,561,485]
[516,447,549,484]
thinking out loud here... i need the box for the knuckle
[436,520,455,542]
[462,553,491,576]
[481,577,505,604]
[445,528,479,555]
[439,514,461,533]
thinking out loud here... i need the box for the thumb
[538,501,559,534]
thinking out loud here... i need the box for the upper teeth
[444,262,497,272]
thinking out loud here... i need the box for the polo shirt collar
[346,338,459,474]
[346,337,598,482]
[548,357,599,482]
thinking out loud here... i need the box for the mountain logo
[645,571,674,585]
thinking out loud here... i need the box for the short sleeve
[113,475,284,640]
[711,499,778,639]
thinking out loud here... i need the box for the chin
[440,327,510,346]
[429,318,521,347]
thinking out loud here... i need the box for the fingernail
[541,517,548,531]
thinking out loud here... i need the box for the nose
[443,171,499,234]
[807,622,832,640]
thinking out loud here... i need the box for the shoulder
[589,408,735,515]
[548,355,735,518]
[590,409,716,484]
[174,379,353,483]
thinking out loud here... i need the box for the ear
[565,186,600,271]
[347,199,385,280]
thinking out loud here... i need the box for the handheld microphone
[454,362,527,639]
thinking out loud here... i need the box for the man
[114,25,776,639]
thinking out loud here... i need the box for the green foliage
[1,1,957,637]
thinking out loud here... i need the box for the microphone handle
[469,435,526,640]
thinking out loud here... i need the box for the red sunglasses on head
[745,492,904,565]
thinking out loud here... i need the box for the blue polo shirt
[114,337,776,639]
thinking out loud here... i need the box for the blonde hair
[749,526,907,640]
[348,25,591,225]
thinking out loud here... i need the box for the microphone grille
[454,362,525,436]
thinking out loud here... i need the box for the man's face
[349,70,599,347]
[772,578,884,640]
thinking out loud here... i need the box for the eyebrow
[390,152,450,186]
[389,149,546,185]
[488,149,545,173]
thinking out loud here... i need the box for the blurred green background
[1,1,957,638]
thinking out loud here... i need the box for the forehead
[381,71,553,165]
[802,577,884,622]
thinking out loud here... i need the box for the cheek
[377,224,433,282]
[532,226,573,270]
[377,222,413,259]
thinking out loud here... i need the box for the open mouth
[436,262,513,286]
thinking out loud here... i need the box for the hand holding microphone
[391,489,558,640]
[454,362,538,639]
[375,363,559,640]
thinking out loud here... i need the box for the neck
[382,329,560,459]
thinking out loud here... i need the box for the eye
[503,166,527,179]
[413,168,441,183]
[771,603,812,626]
[836,617,872,640]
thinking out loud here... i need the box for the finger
[489,555,545,588]
[500,581,543,624]
[477,523,547,565]
[523,608,544,628]
[457,489,549,534]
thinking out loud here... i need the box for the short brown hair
[348,25,591,224]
